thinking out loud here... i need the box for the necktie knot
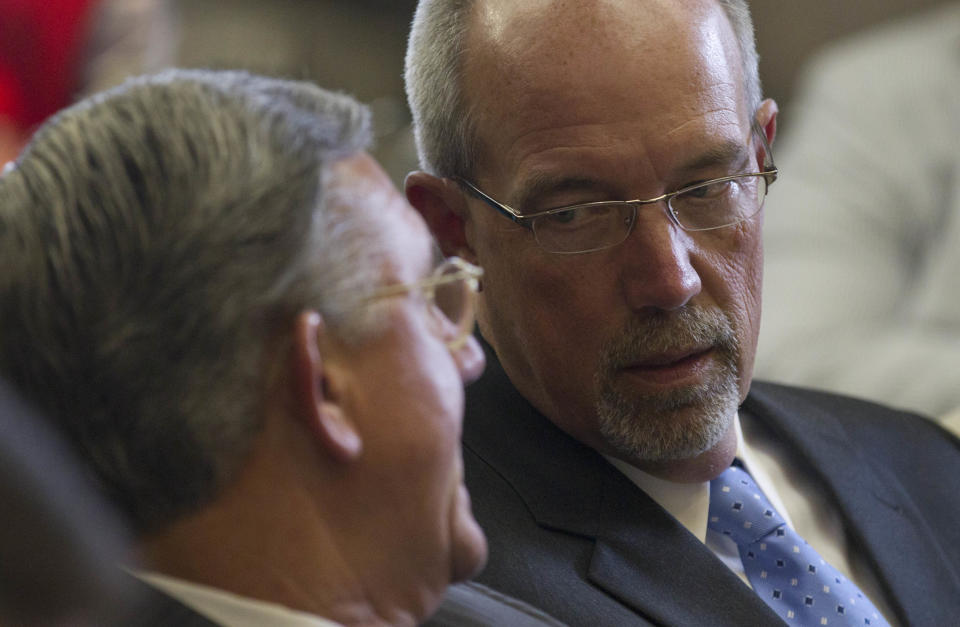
[709,465,784,544]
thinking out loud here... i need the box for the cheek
[703,223,763,385]
[703,219,763,308]
[476,219,608,324]
[479,249,613,363]
[407,351,465,455]
[372,319,466,470]
[385,359,465,542]
[731,223,764,323]
[475,245,618,428]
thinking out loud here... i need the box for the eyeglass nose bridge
[623,192,686,236]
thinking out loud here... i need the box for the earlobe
[405,171,477,262]
[292,311,362,463]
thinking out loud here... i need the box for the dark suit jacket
[426,581,568,626]
[464,345,960,626]
[115,576,219,626]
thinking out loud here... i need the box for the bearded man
[402,0,960,625]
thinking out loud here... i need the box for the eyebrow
[511,139,754,211]
[675,139,752,176]
[512,175,619,213]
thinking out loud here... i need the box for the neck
[135,410,428,626]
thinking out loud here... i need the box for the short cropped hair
[405,0,762,179]
[0,69,378,533]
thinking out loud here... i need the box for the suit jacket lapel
[744,383,960,626]
[119,574,220,627]
[585,471,782,627]
[465,346,782,626]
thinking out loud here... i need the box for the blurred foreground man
[403,1,960,625]
[0,69,563,626]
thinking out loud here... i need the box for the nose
[452,334,486,384]
[620,206,702,311]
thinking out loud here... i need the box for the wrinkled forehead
[463,0,748,170]
[327,153,433,282]
[469,0,741,87]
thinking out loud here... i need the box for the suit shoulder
[748,380,935,423]
[746,380,959,459]
[424,581,568,626]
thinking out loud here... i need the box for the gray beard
[594,305,741,462]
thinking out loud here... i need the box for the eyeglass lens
[533,204,634,254]
[429,264,476,348]
[531,173,769,253]
[434,273,467,327]
[669,173,767,231]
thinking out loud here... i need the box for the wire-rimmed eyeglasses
[366,256,482,350]
[454,126,778,255]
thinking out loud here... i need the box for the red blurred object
[0,0,99,131]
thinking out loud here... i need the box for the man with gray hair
[0,69,565,626]
[403,0,960,625]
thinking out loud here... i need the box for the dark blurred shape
[0,378,133,626]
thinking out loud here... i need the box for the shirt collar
[136,571,343,627]
[605,413,755,543]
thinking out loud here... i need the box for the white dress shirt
[136,572,343,627]
[607,413,897,625]
[943,405,960,437]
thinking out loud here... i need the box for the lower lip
[621,349,714,387]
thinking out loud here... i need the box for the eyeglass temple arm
[453,177,529,227]
[751,118,778,183]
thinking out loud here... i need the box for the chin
[598,383,739,462]
[449,486,489,582]
[451,529,488,583]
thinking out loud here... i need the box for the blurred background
[1,0,952,185]
[4,0,959,419]
[1,3,957,621]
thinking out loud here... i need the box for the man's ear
[755,98,779,161]
[405,171,477,263]
[291,311,362,463]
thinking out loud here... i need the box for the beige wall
[171,0,954,182]
[752,0,952,116]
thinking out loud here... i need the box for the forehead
[328,153,433,280]
[465,0,748,188]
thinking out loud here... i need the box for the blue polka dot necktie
[708,466,889,626]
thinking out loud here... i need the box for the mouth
[619,346,715,386]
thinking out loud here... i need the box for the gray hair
[0,69,379,533]
[405,0,762,179]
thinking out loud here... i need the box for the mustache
[598,305,737,370]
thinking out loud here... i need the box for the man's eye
[544,208,580,224]
[683,180,732,200]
